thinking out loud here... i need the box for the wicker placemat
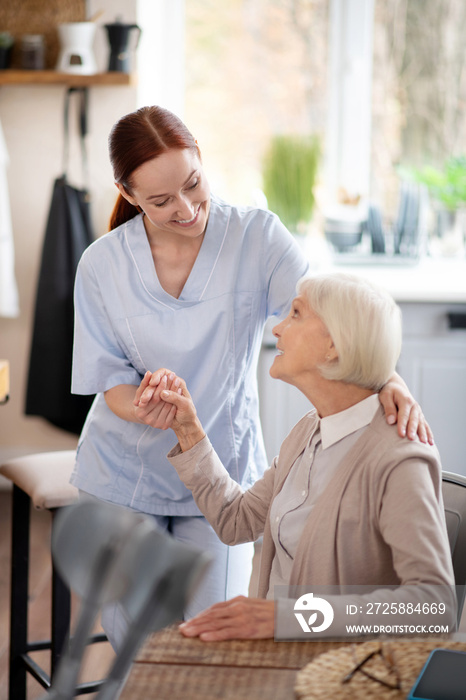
[295,638,466,700]
[138,624,345,669]
[125,662,298,700]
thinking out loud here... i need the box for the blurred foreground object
[42,500,211,700]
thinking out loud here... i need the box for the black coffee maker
[104,19,141,73]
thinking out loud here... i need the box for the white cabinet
[396,303,466,477]
[258,303,466,476]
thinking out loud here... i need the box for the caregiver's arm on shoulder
[379,371,434,444]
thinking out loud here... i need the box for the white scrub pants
[80,499,254,651]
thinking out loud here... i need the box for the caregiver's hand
[104,371,179,426]
[179,596,275,641]
[379,372,434,444]
[132,369,182,429]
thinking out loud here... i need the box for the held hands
[133,369,182,429]
[379,373,434,444]
[179,596,275,641]
[133,369,205,450]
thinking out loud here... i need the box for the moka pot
[104,21,141,73]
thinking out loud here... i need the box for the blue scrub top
[71,195,309,515]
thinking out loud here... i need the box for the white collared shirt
[267,393,380,597]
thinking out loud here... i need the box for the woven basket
[0,0,86,68]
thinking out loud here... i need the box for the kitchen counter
[330,257,466,303]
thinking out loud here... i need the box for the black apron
[25,88,95,434]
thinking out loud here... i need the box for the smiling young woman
[116,149,211,242]
[70,105,309,652]
[116,148,212,299]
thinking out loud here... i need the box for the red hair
[108,106,199,231]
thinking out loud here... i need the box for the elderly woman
[147,273,455,640]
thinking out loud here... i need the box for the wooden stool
[0,450,106,700]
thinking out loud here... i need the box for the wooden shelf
[0,70,135,86]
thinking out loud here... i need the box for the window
[372,0,466,218]
[184,0,329,207]
[184,0,466,238]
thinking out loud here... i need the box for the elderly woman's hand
[159,381,206,451]
[179,596,275,641]
[379,372,434,444]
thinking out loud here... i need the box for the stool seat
[0,450,78,510]
[0,450,106,700]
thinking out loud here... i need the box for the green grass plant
[262,134,320,232]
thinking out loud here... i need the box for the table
[119,624,345,700]
[120,625,466,700]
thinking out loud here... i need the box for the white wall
[0,0,140,465]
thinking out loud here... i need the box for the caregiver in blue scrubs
[70,105,431,649]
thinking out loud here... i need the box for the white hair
[297,272,402,391]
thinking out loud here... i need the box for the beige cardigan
[168,406,455,601]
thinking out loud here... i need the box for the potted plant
[408,156,466,238]
[0,32,14,69]
[262,133,320,234]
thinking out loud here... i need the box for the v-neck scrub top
[71,195,309,515]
